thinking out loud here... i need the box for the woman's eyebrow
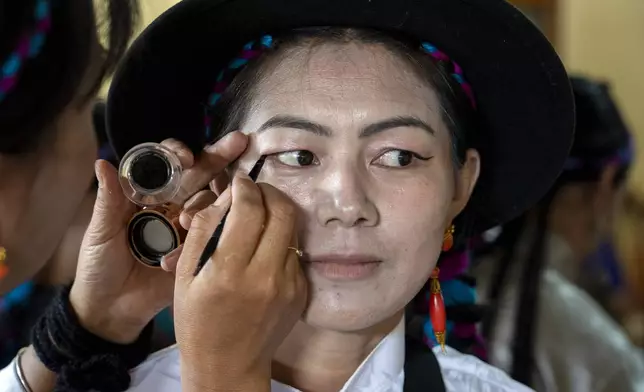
[256,115,332,136]
[255,114,435,137]
[360,116,435,137]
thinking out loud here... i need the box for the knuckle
[247,201,267,225]
[191,209,211,229]
[161,139,190,156]
[186,190,217,211]
[190,205,221,232]
[260,184,297,224]
[213,272,237,295]
[192,189,212,201]
[234,182,262,205]
[282,283,298,303]
[269,202,297,231]
[256,276,280,302]
[234,194,266,227]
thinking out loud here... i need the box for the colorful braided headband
[204,34,476,140]
[0,0,52,103]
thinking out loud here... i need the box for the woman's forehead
[259,43,430,93]
[249,43,443,129]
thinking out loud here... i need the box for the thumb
[161,244,183,273]
[85,160,136,246]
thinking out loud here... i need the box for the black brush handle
[193,209,231,275]
[193,155,267,276]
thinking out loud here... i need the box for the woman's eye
[275,150,318,167]
[374,150,419,168]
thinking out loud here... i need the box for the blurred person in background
[0,0,139,366]
[473,75,644,391]
[614,192,644,348]
[0,106,108,367]
[33,103,113,288]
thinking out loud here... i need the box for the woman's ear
[448,149,480,221]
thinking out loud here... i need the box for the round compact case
[119,142,186,267]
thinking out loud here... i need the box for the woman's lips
[304,255,381,281]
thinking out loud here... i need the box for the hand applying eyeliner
[173,164,307,392]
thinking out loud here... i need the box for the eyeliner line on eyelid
[376,147,433,158]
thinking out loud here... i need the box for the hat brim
[107,0,575,232]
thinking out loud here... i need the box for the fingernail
[160,258,171,272]
[205,132,234,152]
[209,131,247,151]
[213,188,232,209]
[95,161,103,188]
[161,245,183,272]
[205,143,219,153]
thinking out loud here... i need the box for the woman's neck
[272,311,403,392]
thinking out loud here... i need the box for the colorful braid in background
[204,35,477,136]
[422,249,488,360]
[0,0,52,103]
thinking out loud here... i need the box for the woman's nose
[315,169,378,228]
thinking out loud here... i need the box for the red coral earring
[0,247,8,279]
[429,267,446,353]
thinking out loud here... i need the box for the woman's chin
[299,288,399,333]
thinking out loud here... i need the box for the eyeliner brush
[193,155,267,276]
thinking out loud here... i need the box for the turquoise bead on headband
[0,0,53,103]
[203,35,274,139]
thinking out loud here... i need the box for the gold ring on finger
[288,247,303,257]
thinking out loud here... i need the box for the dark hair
[207,27,486,355]
[0,0,139,154]
[480,76,633,385]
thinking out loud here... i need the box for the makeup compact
[119,143,185,267]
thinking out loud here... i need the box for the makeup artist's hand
[69,133,248,344]
[174,174,307,392]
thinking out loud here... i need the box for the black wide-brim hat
[107,0,575,232]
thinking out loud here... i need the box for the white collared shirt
[1,317,531,392]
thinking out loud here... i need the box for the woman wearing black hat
[1,0,574,391]
[474,76,644,391]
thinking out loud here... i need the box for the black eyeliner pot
[119,143,185,267]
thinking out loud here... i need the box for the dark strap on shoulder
[403,336,446,392]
